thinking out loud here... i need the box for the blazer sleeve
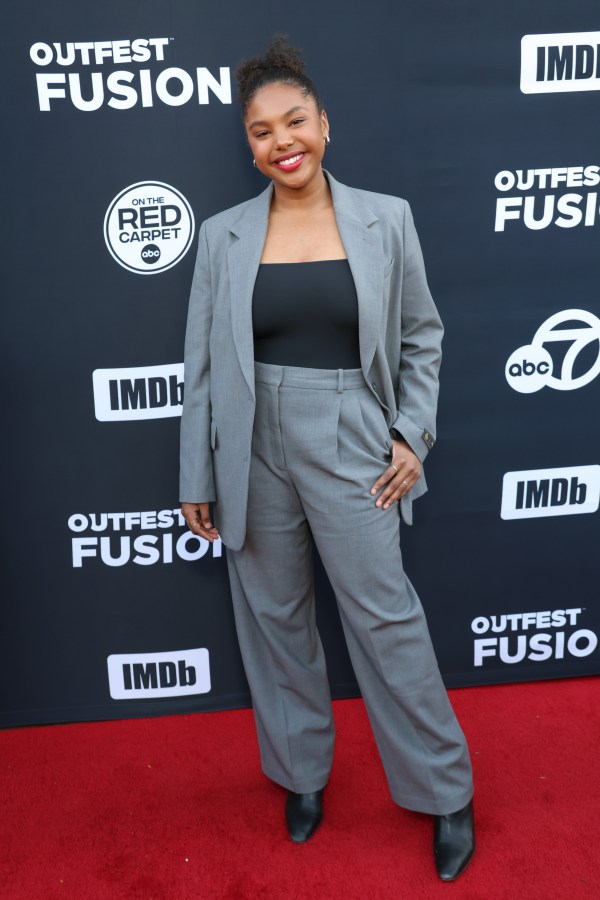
[390,201,444,463]
[179,220,217,503]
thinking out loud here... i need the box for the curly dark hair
[235,35,323,117]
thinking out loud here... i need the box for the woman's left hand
[370,438,421,509]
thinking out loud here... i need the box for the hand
[181,502,220,542]
[370,439,421,510]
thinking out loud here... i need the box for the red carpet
[1,678,597,899]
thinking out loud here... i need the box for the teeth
[278,154,302,167]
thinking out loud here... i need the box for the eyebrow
[247,106,309,129]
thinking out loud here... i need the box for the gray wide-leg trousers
[226,362,473,816]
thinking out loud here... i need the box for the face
[244,82,329,194]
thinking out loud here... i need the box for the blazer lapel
[327,172,385,376]
[226,183,273,398]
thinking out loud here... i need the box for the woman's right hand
[181,502,220,542]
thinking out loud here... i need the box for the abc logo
[506,347,553,393]
[506,309,600,393]
[508,360,550,377]
[141,244,161,264]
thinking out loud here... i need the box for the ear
[321,109,329,140]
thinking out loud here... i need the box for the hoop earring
[253,158,257,167]
[324,134,330,145]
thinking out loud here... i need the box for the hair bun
[236,34,322,116]
[262,35,306,76]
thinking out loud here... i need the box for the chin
[274,162,323,188]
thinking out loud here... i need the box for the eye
[290,118,305,126]
[255,130,269,138]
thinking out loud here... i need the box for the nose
[274,130,293,149]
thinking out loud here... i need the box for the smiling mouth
[274,153,304,168]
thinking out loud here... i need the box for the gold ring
[391,464,398,473]
[402,480,409,487]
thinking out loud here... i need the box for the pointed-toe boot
[433,799,475,881]
[285,789,324,843]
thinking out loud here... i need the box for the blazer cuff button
[422,430,435,450]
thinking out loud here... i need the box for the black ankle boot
[285,789,324,843]
[433,799,475,881]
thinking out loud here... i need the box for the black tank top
[252,260,361,369]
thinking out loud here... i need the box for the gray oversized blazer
[180,171,443,551]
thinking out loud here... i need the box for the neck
[271,168,331,213]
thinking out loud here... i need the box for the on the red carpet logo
[104,182,194,274]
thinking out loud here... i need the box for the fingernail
[370,488,376,494]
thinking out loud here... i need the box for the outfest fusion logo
[471,607,597,667]
[68,507,223,568]
[494,164,600,231]
[104,183,194,274]
[30,37,231,111]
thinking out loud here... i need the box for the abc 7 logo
[506,309,600,393]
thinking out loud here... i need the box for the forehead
[245,82,316,123]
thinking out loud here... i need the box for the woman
[180,37,475,881]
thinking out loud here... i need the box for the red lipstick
[273,152,305,172]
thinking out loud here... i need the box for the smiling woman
[237,41,343,263]
[179,35,475,881]
[245,80,346,264]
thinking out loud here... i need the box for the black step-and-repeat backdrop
[2,1,599,727]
